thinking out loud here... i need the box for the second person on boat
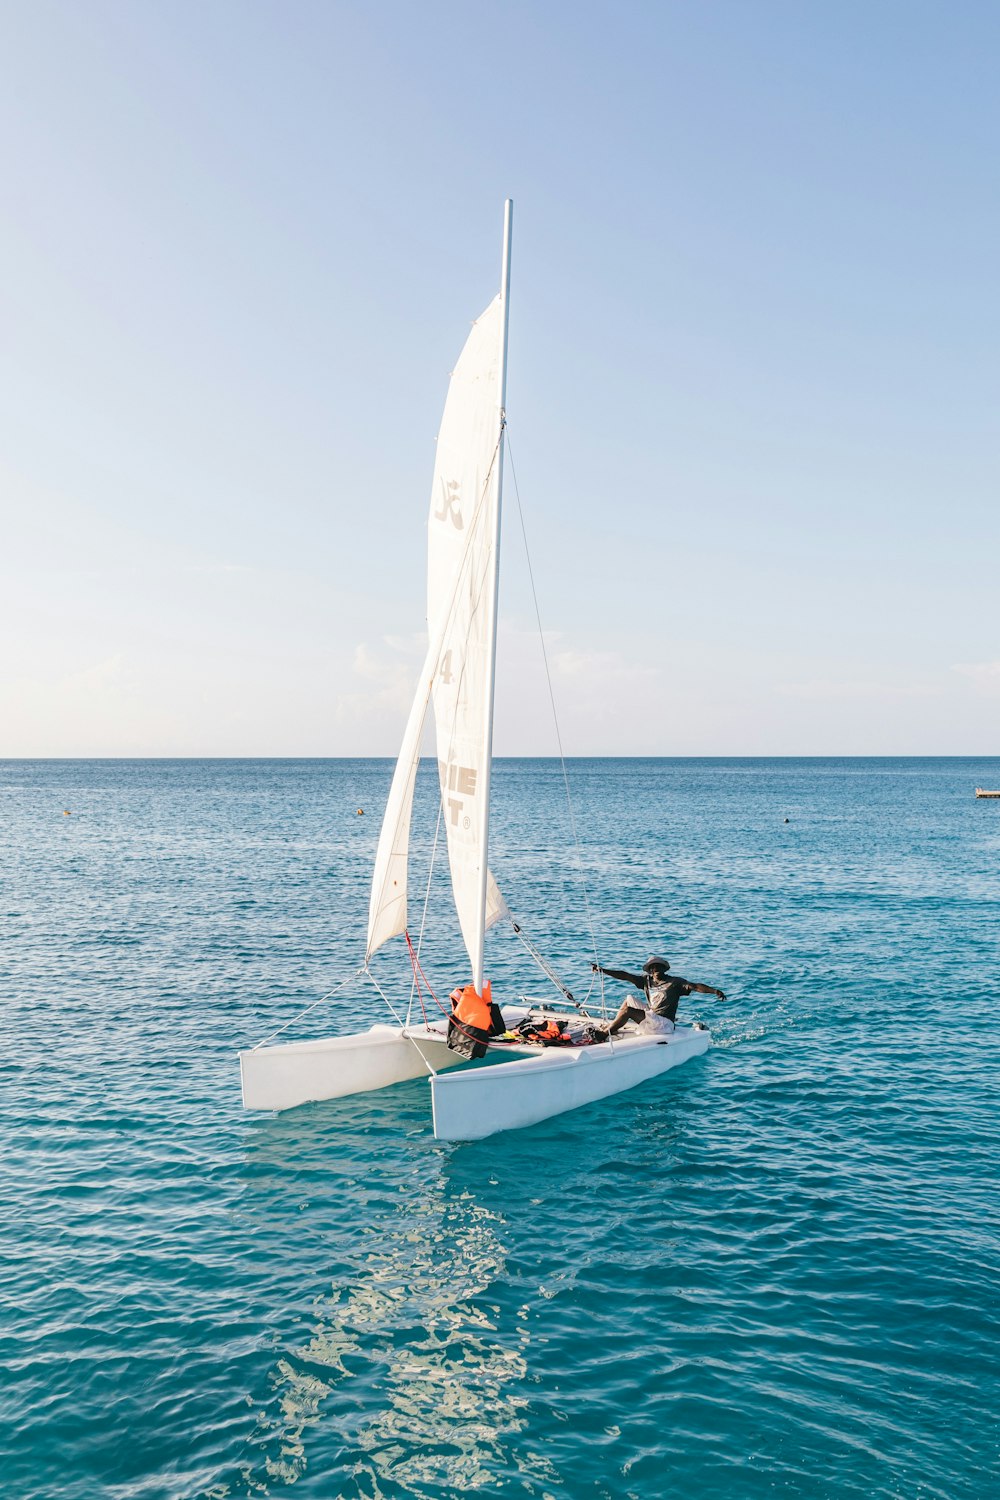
[590,956,726,1041]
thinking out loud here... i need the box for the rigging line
[408,790,446,1027]
[364,968,440,1076]
[403,932,431,1027]
[436,435,502,779]
[367,434,502,946]
[369,434,503,1030]
[252,968,367,1049]
[507,912,593,1015]
[405,930,450,1018]
[504,431,601,968]
[416,428,501,900]
[431,434,504,971]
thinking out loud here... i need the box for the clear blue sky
[2,0,998,755]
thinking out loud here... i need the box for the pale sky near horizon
[2,0,998,757]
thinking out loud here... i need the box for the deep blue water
[3,757,999,1499]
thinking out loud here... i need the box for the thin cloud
[335,637,425,727]
[64,653,133,694]
[776,678,934,702]
[953,661,1000,695]
[550,646,660,688]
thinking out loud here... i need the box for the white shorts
[637,1012,675,1036]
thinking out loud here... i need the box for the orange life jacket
[534,1020,563,1041]
[519,1017,576,1045]
[451,980,493,1033]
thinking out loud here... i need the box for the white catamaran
[239,201,710,1140]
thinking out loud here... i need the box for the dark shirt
[602,967,693,1022]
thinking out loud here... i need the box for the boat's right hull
[430,1025,710,1141]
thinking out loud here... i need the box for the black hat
[644,956,670,973]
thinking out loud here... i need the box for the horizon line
[2,753,998,763]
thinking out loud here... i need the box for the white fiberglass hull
[240,1013,710,1139]
[431,1025,711,1141]
[239,1023,464,1113]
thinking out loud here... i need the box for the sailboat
[239,201,710,1141]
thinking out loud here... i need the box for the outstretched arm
[688,981,727,1000]
[592,965,646,988]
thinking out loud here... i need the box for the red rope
[403,931,431,1027]
[404,931,506,1050]
[404,931,451,1019]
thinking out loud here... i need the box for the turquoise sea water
[3,757,999,1499]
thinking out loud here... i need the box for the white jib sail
[365,644,434,961]
[366,294,507,966]
[429,294,506,984]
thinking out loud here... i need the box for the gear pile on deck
[445,984,607,1059]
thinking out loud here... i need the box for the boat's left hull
[430,1025,710,1141]
[239,1024,462,1112]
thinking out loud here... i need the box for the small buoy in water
[784,817,790,823]
[357,808,364,815]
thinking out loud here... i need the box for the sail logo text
[435,478,464,529]
[443,761,477,827]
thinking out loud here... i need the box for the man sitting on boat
[590,956,726,1041]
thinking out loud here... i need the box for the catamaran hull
[239,1024,463,1113]
[431,1026,711,1141]
[240,1018,710,1138]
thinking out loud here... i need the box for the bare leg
[594,1001,645,1041]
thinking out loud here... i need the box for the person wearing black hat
[589,955,726,1041]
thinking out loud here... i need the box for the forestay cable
[252,968,367,1049]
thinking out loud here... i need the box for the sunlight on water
[3,758,999,1499]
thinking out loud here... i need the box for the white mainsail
[367,215,511,974]
[428,294,506,986]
